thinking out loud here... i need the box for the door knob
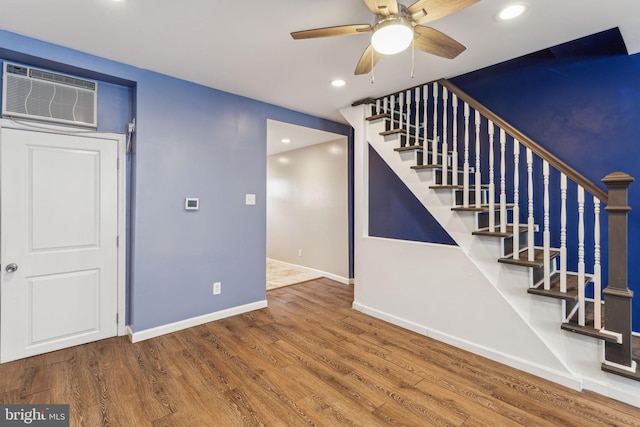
[5,263,18,273]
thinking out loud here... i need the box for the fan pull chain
[370,46,375,84]
[411,38,415,78]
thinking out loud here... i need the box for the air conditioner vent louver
[2,62,97,128]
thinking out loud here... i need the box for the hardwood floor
[1,277,639,426]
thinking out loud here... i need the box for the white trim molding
[128,300,268,343]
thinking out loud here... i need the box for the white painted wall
[267,138,349,282]
[341,104,640,408]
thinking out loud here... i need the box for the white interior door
[1,127,119,362]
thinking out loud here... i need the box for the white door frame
[0,118,127,336]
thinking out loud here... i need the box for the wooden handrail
[438,79,608,204]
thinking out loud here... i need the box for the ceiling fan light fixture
[371,16,414,55]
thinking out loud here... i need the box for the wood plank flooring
[1,277,639,426]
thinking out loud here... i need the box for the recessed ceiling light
[497,4,527,21]
[330,79,346,87]
[281,138,291,144]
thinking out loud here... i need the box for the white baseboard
[583,377,640,408]
[352,301,584,391]
[128,300,268,343]
[267,258,352,285]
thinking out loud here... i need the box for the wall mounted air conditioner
[2,62,97,128]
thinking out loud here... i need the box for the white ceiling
[267,120,347,156]
[1,0,639,127]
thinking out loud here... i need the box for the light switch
[245,194,256,205]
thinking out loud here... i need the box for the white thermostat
[185,198,199,211]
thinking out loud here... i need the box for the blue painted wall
[450,29,640,331]
[0,30,352,332]
[368,144,456,245]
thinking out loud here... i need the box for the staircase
[355,79,639,384]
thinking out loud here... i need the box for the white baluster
[463,103,470,207]
[527,148,534,262]
[390,94,396,130]
[451,94,459,186]
[543,160,550,291]
[414,87,420,147]
[405,90,411,145]
[578,186,586,327]
[432,82,439,165]
[422,85,429,165]
[398,92,405,139]
[475,110,481,208]
[383,96,388,117]
[376,98,381,116]
[500,129,507,234]
[513,139,520,259]
[560,174,567,293]
[488,121,495,231]
[594,197,602,330]
[442,87,449,186]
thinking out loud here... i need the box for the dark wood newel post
[602,171,635,369]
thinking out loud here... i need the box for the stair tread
[430,184,464,189]
[600,335,640,381]
[394,146,423,152]
[411,164,441,169]
[429,184,488,190]
[473,225,528,238]
[601,360,640,381]
[380,128,403,136]
[366,113,389,121]
[561,300,619,343]
[567,299,604,325]
[527,272,590,301]
[498,248,560,268]
[451,204,515,212]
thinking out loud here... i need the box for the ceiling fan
[291,0,479,75]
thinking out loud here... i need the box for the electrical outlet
[298,249,302,257]
[213,282,221,295]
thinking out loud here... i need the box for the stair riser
[477,211,504,229]
[416,150,446,166]
[454,189,489,206]
[531,261,558,287]
[434,169,467,185]
[503,233,529,258]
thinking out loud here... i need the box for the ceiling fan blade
[408,0,479,24]
[363,0,399,16]
[354,44,383,75]
[291,24,371,40]
[413,26,466,59]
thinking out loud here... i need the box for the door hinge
[116,236,119,247]
[117,158,120,170]
[116,313,119,324]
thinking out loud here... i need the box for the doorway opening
[266,119,350,290]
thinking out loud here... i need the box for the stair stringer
[343,104,640,407]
